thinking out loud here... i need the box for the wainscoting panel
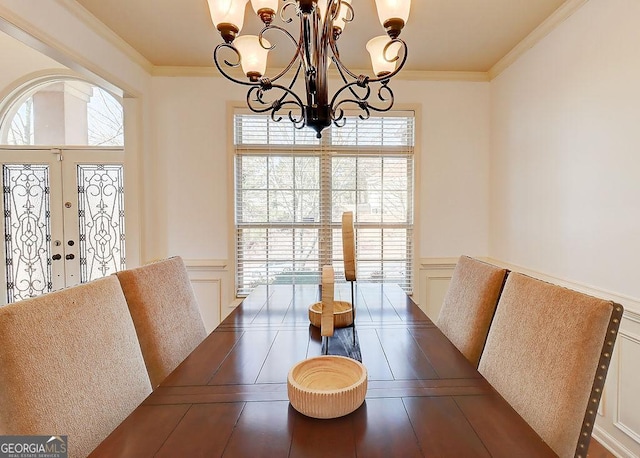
[417,258,457,321]
[184,259,230,333]
[616,330,640,444]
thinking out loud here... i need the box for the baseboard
[593,425,637,458]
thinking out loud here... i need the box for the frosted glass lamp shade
[374,0,410,38]
[235,35,271,80]
[367,36,401,76]
[208,0,248,42]
[250,0,278,14]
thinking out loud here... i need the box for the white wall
[0,31,67,94]
[150,76,492,319]
[490,0,640,299]
[490,0,640,455]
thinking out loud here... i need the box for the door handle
[65,254,75,260]
[52,254,62,261]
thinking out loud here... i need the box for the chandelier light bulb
[367,35,401,77]
[234,35,271,81]
[374,0,410,38]
[208,0,248,42]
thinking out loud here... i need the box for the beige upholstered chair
[0,276,152,458]
[116,256,207,387]
[436,256,508,367]
[478,272,623,458]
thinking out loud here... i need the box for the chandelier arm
[341,2,354,25]
[246,87,275,113]
[329,39,359,81]
[280,1,298,23]
[363,84,395,113]
[367,39,409,84]
[258,25,305,83]
[331,83,395,124]
[327,0,341,22]
[332,97,372,122]
[213,44,262,87]
[331,58,371,102]
[245,83,306,126]
[329,80,372,110]
[300,10,321,77]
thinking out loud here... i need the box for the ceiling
[73,0,569,73]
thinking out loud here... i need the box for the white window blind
[234,112,414,296]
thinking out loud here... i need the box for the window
[0,79,123,147]
[234,112,415,296]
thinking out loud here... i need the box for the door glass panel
[77,164,125,282]
[2,164,52,301]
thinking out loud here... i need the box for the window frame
[0,75,124,147]
[231,106,419,297]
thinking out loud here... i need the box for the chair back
[436,256,507,366]
[0,276,151,457]
[478,272,623,458]
[116,256,207,387]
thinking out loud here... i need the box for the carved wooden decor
[287,355,368,419]
[321,265,335,337]
[342,212,356,282]
[309,300,353,329]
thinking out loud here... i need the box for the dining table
[90,283,556,457]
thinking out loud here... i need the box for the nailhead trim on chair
[574,303,623,458]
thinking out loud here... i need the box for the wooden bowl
[287,355,367,419]
[309,300,353,328]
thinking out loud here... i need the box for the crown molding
[55,0,154,74]
[488,0,589,79]
[0,5,137,96]
[152,65,490,82]
[397,70,490,82]
[151,66,219,77]
[183,259,228,271]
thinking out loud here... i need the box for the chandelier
[207,0,411,137]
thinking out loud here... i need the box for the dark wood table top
[90,283,556,457]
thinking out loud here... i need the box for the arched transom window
[0,78,123,147]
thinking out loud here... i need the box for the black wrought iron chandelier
[207,0,411,137]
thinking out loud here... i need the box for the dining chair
[0,276,152,458]
[436,256,508,367]
[478,272,623,458]
[116,256,207,387]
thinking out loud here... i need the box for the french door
[0,147,126,304]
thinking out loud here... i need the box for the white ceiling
[73,0,569,73]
